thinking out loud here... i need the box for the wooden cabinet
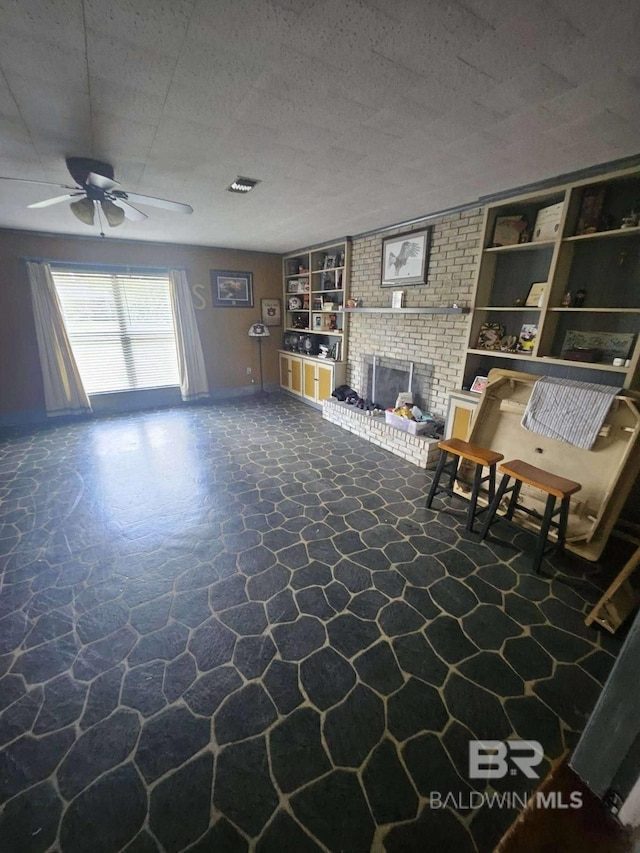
[279,352,302,396]
[281,238,350,408]
[280,352,345,407]
[302,358,345,405]
[462,165,640,392]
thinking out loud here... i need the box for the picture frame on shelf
[391,290,405,308]
[561,330,634,363]
[532,202,563,242]
[381,227,431,287]
[517,324,538,353]
[470,376,489,393]
[524,282,547,307]
[491,215,528,247]
[261,298,281,327]
[576,185,606,235]
[211,270,253,307]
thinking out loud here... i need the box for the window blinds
[51,268,180,395]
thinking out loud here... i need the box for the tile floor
[0,395,623,852]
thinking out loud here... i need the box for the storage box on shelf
[461,166,640,392]
[281,239,350,407]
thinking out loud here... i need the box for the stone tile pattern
[347,208,483,418]
[0,397,621,852]
[322,399,441,468]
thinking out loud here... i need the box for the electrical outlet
[246,367,252,374]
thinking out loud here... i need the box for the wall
[347,208,483,418]
[0,229,281,424]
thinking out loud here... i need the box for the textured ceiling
[0,0,639,252]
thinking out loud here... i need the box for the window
[51,267,180,395]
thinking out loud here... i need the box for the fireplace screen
[362,354,433,410]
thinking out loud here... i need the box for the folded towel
[521,377,618,450]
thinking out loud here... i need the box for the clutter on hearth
[386,400,445,438]
[331,385,444,435]
[331,384,384,414]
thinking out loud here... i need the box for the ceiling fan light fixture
[101,199,125,227]
[70,197,95,225]
[227,176,260,194]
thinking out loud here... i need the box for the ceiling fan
[0,157,193,230]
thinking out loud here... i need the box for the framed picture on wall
[211,270,254,307]
[381,227,431,287]
[261,298,281,326]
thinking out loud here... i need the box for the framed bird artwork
[381,227,431,287]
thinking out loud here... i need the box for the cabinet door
[279,353,291,390]
[316,362,334,401]
[302,360,317,402]
[290,356,303,395]
[445,394,479,440]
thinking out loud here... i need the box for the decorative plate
[288,296,303,310]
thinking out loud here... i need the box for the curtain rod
[20,257,178,273]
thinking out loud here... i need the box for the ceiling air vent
[227,177,260,194]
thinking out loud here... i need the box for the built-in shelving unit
[462,165,640,391]
[280,238,351,406]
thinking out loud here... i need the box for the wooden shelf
[484,240,556,253]
[284,327,343,336]
[564,226,640,242]
[341,306,468,314]
[279,349,345,364]
[538,357,628,372]
[466,348,629,373]
[466,348,529,360]
[547,307,640,314]
[475,306,542,312]
[311,266,345,273]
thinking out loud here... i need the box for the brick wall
[346,208,483,418]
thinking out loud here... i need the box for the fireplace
[362,354,434,410]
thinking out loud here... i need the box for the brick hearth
[322,398,440,468]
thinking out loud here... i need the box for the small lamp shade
[248,322,270,337]
[101,199,126,227]
[70,197,96,225]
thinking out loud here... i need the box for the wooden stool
[426,438,504,532]
[479,459,582,575]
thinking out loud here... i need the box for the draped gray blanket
[521,376,618,450]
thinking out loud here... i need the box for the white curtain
[26,261,92,417]
[169,269,209,401]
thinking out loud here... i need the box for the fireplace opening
[362,354,434,411]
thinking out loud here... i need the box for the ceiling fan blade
[87,172,118,191]
[28,193,83,209]
[116,191,193,215]
[111,198,148,221]
[0,176,76,190]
